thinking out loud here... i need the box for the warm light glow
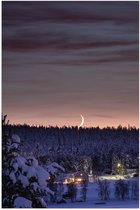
[76,178,82,182]
[63,177,75,184]
[63,179,69,184]
[80,173,83,176]
[70,177,75,182]
[117,163,121,168]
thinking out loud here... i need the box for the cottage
[63,173,75,184]
[74,171,89,183]
[63,172,89,184]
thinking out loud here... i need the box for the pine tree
[2,116,65,208]
[114,180,129,200]
[97,179,110,201]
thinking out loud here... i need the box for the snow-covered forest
[2,116,139,208]
[4,124,139,173]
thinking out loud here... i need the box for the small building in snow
[74,171,89,183]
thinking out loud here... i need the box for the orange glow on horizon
[6,115,139,129]
[3,108,139,129]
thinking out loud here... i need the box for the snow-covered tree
[80,179,88,202]
[97,179,110,201]
[130,180,139,200]
[67,182,77,202]
[2,132,52,207]
[46,162,65,203]
[2,128,65,208]
[114,180,129,200]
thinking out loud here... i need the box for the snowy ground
[49,200,138,208]
[48,176,139,208]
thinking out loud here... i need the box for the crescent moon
[78,114,84,128]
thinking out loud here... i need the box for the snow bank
[14,197,32,208]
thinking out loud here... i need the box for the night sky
[2,2,139,128]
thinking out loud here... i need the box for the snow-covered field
[49,199,138,208]
[49,177,139,208]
